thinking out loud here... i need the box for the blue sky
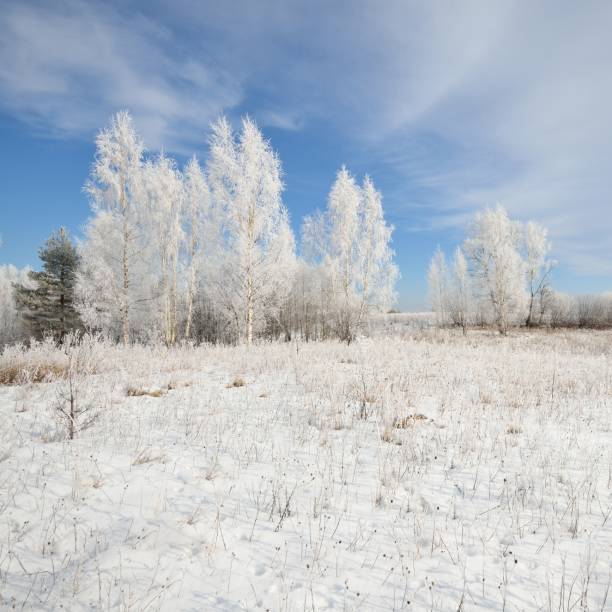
[1,0,611,309]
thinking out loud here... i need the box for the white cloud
[0,0,242,151]
[257,110,304,132]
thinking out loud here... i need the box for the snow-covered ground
[1,330,611,610]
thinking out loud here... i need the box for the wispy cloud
[0,0,241,151]
[325,1,612,277]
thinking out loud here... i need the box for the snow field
[0,330,611,610]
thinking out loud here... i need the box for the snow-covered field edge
[0,329,611,610]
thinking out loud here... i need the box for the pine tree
[14,228,82,341]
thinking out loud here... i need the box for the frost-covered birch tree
[78,111,144,344]
[293,213,332,339]
[449,246,471,333]
[428,247,449,327]
[325,166,363,340]
[207,116,295,344]
[302,166,399,342]
[463,206,527,334]
[183,156,211,340]
[142,153,184,345]
[302,168,398,342]
[357,176,399,322]
[523,221,553,327]
[427,207,558,332]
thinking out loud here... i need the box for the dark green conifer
[14,228,82,341]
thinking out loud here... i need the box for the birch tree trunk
[170,251,178,344]
[245,206,255,345]
[185,224,197,339]
[121,193,130,346]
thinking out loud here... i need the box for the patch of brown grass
[0,363,68,385]
[394,413,429,429]
[0,365,22,385]
[226,377,245,388]
[126,387,164,398]
[506,425,522,435]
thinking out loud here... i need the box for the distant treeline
[427,205,612,334]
